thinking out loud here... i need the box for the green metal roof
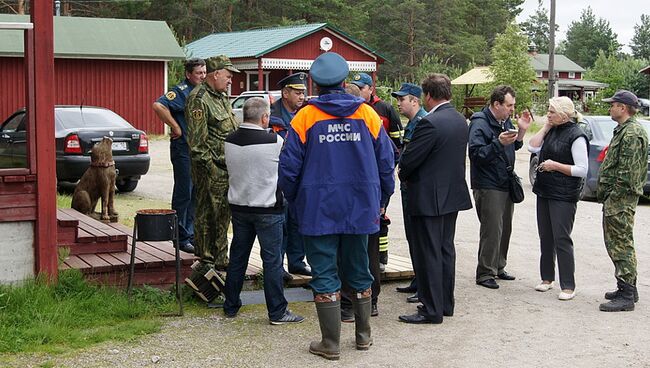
[186,23,385,61]
[0,14,184,60]
[529,54,586,73]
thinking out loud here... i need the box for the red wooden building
[0,14,184,135]
[185,23,386,96]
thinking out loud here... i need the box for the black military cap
[602,90,640,107]
[277,72,307,90]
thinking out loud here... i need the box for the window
[536,71,543,78]
[245,71,270,91]
[568,72,576,79]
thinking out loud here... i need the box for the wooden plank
[125,243,165,268]
[78,253,113,273]
[136,242,176,266]
[0,193,36,208]
[145,240,197,263]
[0,181,36,195]
[64,255,90,270]
[61,208,125,241]
[66,240,127,256]
[96,253,127,267]
[77,222,109,242]
[56,209,79,227]
[0,206,36,222]
[76,228,96,243]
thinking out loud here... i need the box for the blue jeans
[304,234,373,294]
[224,211,287,320]
[282,206,307,271]
[170,141,195,246]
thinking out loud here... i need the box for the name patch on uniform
[165,91,177,100]
[318,123,361,144]
[191,109,204,120]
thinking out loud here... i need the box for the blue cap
[350,72,373,87]
[310,52,349,87]
[391,83,422,98]
[277,72,307,90]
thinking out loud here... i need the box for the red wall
[267,29,377,62]
[0,57,166,135]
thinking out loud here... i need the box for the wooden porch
[57,209,414,288]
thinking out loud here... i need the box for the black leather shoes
[282,270,294,282]
[398,313,442,324]
[476,278,499,289]
[406,293,420,303]
[288,266,312,276]
[497,272,516,281]
[417,304,453,317]
[371,304,378,317]
[396,285,417,293]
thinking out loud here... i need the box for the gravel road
[5,136,650,367]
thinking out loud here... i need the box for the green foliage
[0,270,176,353]
[563,7,620,69]
[488,23,537,111]
[519,0,558,53]
[585,51,650,114]
[631,14,650,60]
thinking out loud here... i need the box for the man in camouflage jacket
[597,90,649,312]
[184,55,240,302]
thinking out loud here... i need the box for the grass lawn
[0,270,178,354]
[57,192,172,228]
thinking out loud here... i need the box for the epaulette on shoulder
[196,88,206,99]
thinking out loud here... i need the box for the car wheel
[116,179,138,193]
[528,155,539,186]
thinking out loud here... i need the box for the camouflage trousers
[603,206,637,285]
[193,176,230,270]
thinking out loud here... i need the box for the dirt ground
[4,137,650,367]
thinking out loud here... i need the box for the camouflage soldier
[184,55,240,302]
[597,90,649,312]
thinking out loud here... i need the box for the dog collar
[90,160,115,168]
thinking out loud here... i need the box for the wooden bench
[462,97,487,118]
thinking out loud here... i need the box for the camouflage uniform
[597,117,648,285]
[185,73,239,270]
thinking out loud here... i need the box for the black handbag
[500,150,525,203]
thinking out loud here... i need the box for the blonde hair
[548,96,576,121]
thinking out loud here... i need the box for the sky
[516,0,649,54]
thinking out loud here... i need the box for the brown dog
[71,137,118,221]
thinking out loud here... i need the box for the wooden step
[56,208,128,255]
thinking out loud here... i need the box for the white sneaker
[535,282,554,292]
[558,290,576,301]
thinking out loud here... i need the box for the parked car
[0,106,150,192]
[528,116,650,200]
[639,98,649,116]
[231,90,281,123]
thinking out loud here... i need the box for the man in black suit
[397,74,472,324]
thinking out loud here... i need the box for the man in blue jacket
[279,52,395,360]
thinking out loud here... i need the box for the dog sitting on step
[71,137,118,222]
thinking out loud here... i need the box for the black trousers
[411,212,458,320]
[341,231,381,308]
[536,197,577,290]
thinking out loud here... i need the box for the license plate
[112,142,127,151]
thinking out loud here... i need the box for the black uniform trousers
[411,212,458,321]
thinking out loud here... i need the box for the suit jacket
[398,103,472,217]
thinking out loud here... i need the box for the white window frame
[568,72,576,79]
[536,70,543,78]
[245,71,271,91]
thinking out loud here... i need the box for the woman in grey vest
[528,97,588,301]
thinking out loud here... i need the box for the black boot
[309,293,341,360]
[352,288,373,350]
[599,281,636,312]
[604,279,639,303]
